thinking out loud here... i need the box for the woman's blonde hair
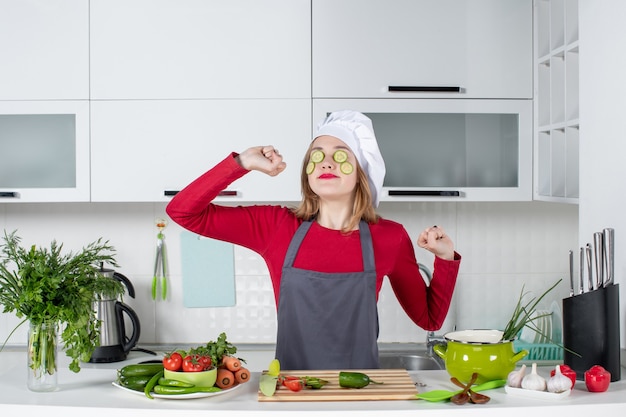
[292,143,380,233]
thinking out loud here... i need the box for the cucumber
[310,150,324,163]
[118,363,164,378]
[332,150,348,163]
[339,161,353,174]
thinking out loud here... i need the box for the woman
[166,110,461,370]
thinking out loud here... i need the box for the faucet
[419,263,448,369]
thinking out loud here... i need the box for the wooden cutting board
[257,369,418,402]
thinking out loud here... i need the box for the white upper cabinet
[90,0,311,99]
[312,0,533,99]
[90,99,309,202]
[0,0,89,100]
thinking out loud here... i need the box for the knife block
[562,284,621,381]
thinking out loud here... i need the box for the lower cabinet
[90,99,311,202]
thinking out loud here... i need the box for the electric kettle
[89,267,141,363]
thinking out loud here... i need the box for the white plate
[505,385,571,400]
[112,381,242,399]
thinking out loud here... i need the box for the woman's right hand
[236,146,287,177]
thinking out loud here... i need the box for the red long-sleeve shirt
[166,154,461,330]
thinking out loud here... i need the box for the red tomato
[198,355,212,370]
[282,378,304,392]
[162,351,183,371]
[550,364,577,389]
[182,355,205,372]
[584,365,611,392]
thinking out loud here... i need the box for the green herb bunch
[0,230,124,373]
[501,279,561,342]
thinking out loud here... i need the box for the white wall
[0,200,577,347]
[579,0,626,348]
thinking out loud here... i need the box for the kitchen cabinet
[90,0,310,100]
[312,0,533,99]
[0,0,89,100]
[0,100,90,202]
[90,99,310,202]
[534,0,580,203]
[314,99,533,202]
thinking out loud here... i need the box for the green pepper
[338,371,383,389]
[303,376,329,389]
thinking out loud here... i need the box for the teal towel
[180,231,236,307]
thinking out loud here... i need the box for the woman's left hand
[417,225,455,260]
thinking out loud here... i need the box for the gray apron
[275,220,379,370]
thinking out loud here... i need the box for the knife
[568,250,574,296]
[585,244,593,292]
[579,247,585,294]
[593,232,604,290]
[603,228,614,287]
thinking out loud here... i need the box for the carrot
[234,367,250,384]
[221,355,242,372]
[216,368,235,389]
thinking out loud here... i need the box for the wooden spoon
[450,373,478,405]
[451,377,490,404]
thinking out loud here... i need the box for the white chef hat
[314,110,386,207]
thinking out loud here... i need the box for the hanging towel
[180,231,236,307]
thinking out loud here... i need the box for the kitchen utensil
[415,379,505,402]
[579,247,585,294]
[603,228,614,287]
[433,329,528,384]
[568,250,574,296]
[451,376,491,404]
[593,232,604,290]
[585,244,593,292]
[89,266,141,363]
[152,219,168,300]
[450,373,478,405]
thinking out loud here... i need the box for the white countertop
[1,348,625,417]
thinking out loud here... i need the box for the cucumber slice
[306,161,315,175]
[340,161,353,174]
[333,150,348,163]
[310,150,325,163]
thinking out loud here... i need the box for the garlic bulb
[547,365,572,393]
[506,364,527,388]
[521,363,547,391]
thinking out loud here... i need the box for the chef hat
[314,110,386,207]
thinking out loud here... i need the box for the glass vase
[27,320,59,392]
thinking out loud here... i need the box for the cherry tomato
[282,378,304,392]
[162,351,183,371]
[584,365,611,392]
[182,355,205,372]
[198,355,212,370]
[550,364,577,389]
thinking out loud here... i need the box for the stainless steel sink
[378,352,443,370]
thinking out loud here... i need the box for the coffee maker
[89,267,141,363]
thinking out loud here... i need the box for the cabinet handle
[388,190,461,197]
[163,190,238,197]
[0,191,18,198]
[388,86,461,93]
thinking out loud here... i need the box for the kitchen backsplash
[0,201,577,348]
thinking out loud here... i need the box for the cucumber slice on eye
[340,161,353,174]
[306,161,316,175]
[310,150,325,163]
[333,150,348,163]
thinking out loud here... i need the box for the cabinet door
[0,0,89,100]
[0,101,90,202]
[90,100,310,202]
[313,0,532,99]
[90,0,311,100]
